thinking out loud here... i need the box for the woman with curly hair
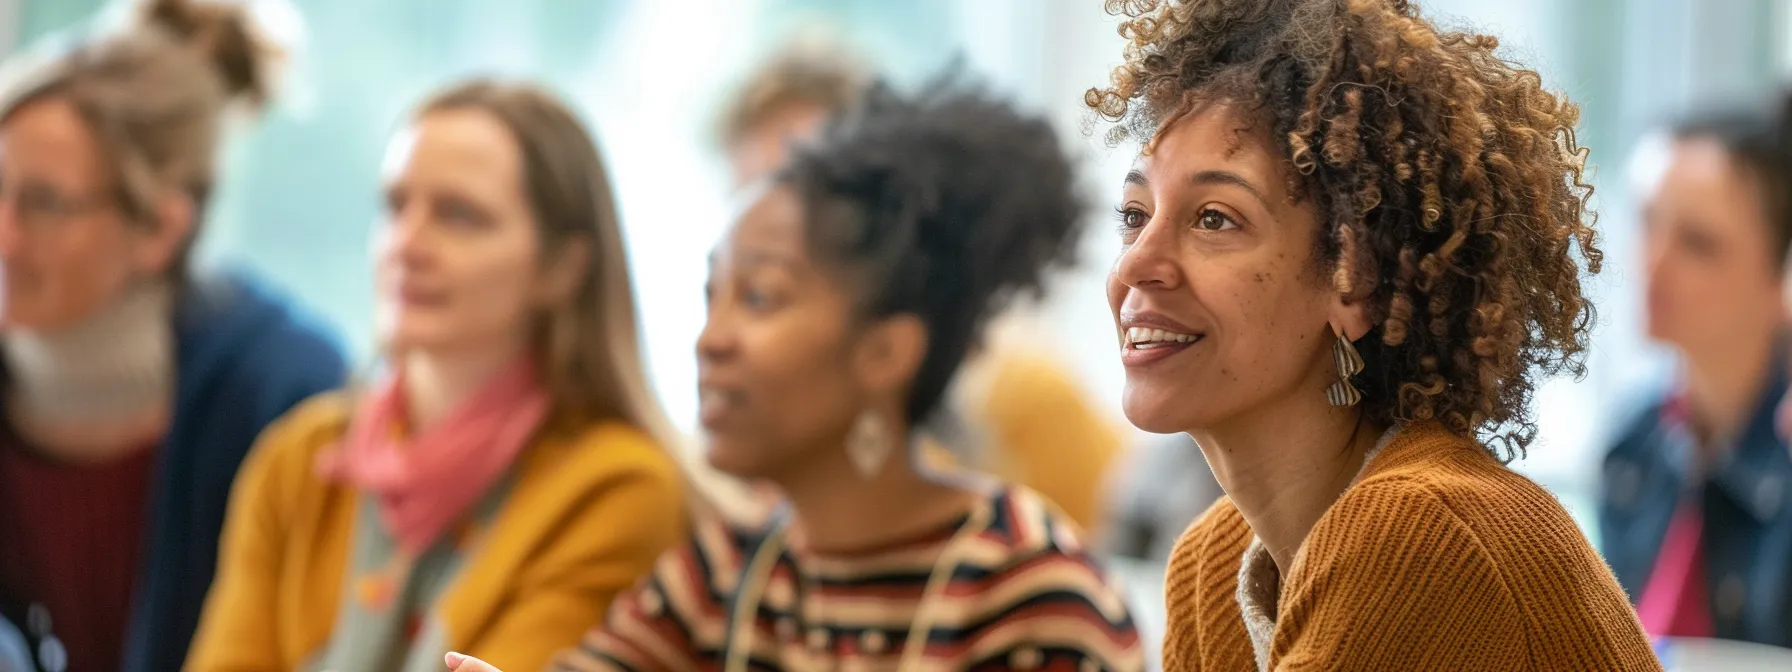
[1087,0,1659,669]
[445,74,1144,672]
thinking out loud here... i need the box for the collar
[1657,353,1792,523]
[2,282,175,423]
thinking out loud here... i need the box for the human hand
[444,652,502,672]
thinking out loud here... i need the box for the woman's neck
[398,339,527,430]
[3,282,176,462]
[1193,392,1387,573]
[775,426,980,554]
[1681,327,1779,449]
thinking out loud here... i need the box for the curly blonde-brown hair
[1086,0,1600,459]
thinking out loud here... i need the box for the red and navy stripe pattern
[554,486,1143,671]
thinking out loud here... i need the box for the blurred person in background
[718,31,1124,533]
[1088,0,1658,668]
[1602,92,1792,647]
[449,73,1142,672]
[186,79,685,672]
[0,1,347,670]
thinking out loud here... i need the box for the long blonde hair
[416,79,757,518]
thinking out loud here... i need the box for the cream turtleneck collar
[2,282,176,456]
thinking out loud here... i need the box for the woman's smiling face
[1108,104,1358,434]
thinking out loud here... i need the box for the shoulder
[956,486,1143,670]
[1347,425,1589,548]
[1280,431,1655,668]
[632,511,753,622]
[1601,392,1672,463]
[175,273,348,433]
[228,392,354,510]
[539,421,681,482]
[178,271,347,380]
[568,512,750,669]
[250,392,353,461]
[1297,425,1637,618]
[982,487,1133,610]
[508,420,688,547]
[1328,428,1587,569]
[518,421,685,514]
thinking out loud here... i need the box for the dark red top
[0,425,156,672]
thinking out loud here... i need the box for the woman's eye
[440,202,480,225]
[1115,206,1149,230]
[741,288,774,310]
[1114,206,1150,244]
[1196,208,1239,231]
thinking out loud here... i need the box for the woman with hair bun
[0,1,346,670]
[187,78,687,672]
[1087,0,1659,668]
[449,73,1144,672]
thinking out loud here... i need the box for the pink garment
[1636,502,1715,638]
[317,356,549,555]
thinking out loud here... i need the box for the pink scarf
[317,356,550,555]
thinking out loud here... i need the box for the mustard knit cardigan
[1164,422,1661,671]
[185,394,686,672]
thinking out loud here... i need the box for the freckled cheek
[1207,265,1309,374]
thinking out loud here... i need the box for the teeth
[1125,326,1200,347]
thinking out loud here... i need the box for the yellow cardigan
[1163,422,1660,671]
[185,394,686,672]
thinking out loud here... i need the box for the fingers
[445,652,504,672]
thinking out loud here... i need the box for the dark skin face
[697,185,924,482]
[1108,104,1365,436]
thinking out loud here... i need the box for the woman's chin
[703,441,767,480]
[1121,391,1198,435]
[1120,407,1186,435]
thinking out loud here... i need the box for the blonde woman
[187,80,685,672]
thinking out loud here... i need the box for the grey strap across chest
[307,474,515,672]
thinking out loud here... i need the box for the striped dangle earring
[1326,324,1365,407]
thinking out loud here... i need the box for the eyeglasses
[0,180,118,233]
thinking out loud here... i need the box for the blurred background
[4,0,1792,664]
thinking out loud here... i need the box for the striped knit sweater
[554,485,1144,671]
[1163,422,1662,671]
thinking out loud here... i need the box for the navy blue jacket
[1599,357,1792,648]
[0,271,346,672]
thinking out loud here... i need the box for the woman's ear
[1328,294,1372,342]
[852,314,929,400]
[134,192,196,276]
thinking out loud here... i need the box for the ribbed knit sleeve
[1272,479,1528,670]
[1158,424,1661,672]
[1163,498,1254,672]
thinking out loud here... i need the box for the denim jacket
[1599,358,1792,647]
